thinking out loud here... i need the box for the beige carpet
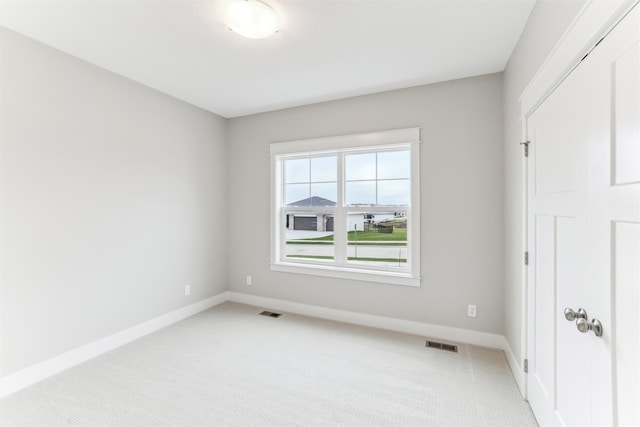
[0,302,537,426]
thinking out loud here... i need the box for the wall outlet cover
[467,304,477,317]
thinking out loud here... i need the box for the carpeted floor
[0,302,537,426]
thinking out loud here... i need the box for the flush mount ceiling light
[225,0,279,39]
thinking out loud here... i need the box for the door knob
[576,318,603,337]
[564,307,588,321]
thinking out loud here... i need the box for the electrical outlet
[246,275,252,285]
[467,304,477,317]
[184,285,191,296]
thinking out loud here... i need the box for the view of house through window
[281,149,410,269]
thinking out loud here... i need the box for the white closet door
[526,5,639,426]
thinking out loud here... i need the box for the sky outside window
[285,156,337,206]
[345,150,410,206]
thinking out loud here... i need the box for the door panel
[613,222,640,427]
[588,6,639,426]
[613,40,640,185]
[533,214,556,402]
[535,107,580,196]
[527,40,594,425]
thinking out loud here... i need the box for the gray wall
[227,74,505,334]
[502,0,586,365]
[0,28,228,376]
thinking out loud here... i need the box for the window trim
[270,128,421,287]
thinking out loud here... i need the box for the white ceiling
[0,0,535,118]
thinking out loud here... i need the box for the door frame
[517,0,639,399]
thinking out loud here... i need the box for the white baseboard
[227,291,506,349]
[502,337,526,397]
[0,292,228,399]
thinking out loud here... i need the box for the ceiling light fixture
[225,0,279,39]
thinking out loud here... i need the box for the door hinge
[581,37,605,62]
[520,141,530,157]
[524,359,528,373]
[524,251,529,266]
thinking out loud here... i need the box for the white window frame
[270,128,421,287]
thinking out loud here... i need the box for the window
[270,128,421,286]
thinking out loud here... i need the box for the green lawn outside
[297,229,407,242]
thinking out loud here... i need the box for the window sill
[270,262,421,287]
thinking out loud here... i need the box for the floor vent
[425,340,458,352]
[259,311,282,318]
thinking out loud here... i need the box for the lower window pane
[346,211,408,268]
[284,213,334,262]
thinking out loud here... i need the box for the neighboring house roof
[287,196,336,207]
